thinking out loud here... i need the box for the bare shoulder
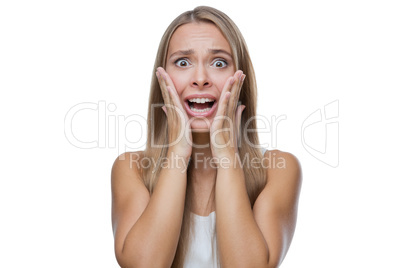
[111,150,149,205]
[257,149,302,211]
[253,151,302,266]
[263,149,302,181]
[111,151,150,239]
[112,151,145,178]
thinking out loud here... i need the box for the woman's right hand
[156,67,192,159]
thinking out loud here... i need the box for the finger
[216,74,235,116]
[158,69,189,130]
[157,68,183,123]
[157,72,179,131]
[220,73,235,98]
[227,71,243,117]
[214,91,231,130]
[228,70,242,93]
[235,74,246,104]
[235,105,246,146]
[157,67,176,91]
[166,86,188,121]
[213,73,238,132]
[156,69,171,107]
[160,68,189,120]
[157,67,184,113]
[217,73,235,115]
[232,73,245,118]
[235,105,245,128]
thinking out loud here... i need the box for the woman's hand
[156,67,192,159]
[210,70,246,159]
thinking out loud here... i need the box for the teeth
[190,107,212,113]
[188,98,215,103]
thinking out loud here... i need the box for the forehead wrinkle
[168,49,195,59]
[168,23,231,59]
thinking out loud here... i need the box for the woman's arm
[215,150,302,268]
[111,67,192,267]
[111,151,188,268]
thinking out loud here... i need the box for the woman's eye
[175,59,190,67]
[212,59,227,68]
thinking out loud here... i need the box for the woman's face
[166,22,235,131]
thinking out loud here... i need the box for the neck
[190,132,216,170]
[188,131,217,215]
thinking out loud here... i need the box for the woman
[111,6,302,268]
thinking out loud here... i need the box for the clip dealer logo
[63,99,340,168]
[301,100,339,167]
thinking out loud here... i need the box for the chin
[190,119,212,132]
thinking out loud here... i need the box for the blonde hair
[141,6,267,267]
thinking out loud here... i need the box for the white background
[1,0,401,267]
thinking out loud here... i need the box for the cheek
[172,80,186,96]
[211,73,232,92]
[166,71,186,95]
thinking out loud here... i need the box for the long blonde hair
[141,6,267,267]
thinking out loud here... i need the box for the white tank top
[183,211,219,267]
[183,148,267,267]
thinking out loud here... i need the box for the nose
[191,65,211,89]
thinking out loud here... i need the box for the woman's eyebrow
[169,49,195,59]
[208,49,232,58]
[168,49,232,59]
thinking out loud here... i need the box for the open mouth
[186,97,216,113]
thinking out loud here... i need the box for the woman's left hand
[210,70,246,159]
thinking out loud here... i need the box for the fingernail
[241,74,246,83]
[230,77,235,85]
[156,71,160,79]
[238,71,243,79]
